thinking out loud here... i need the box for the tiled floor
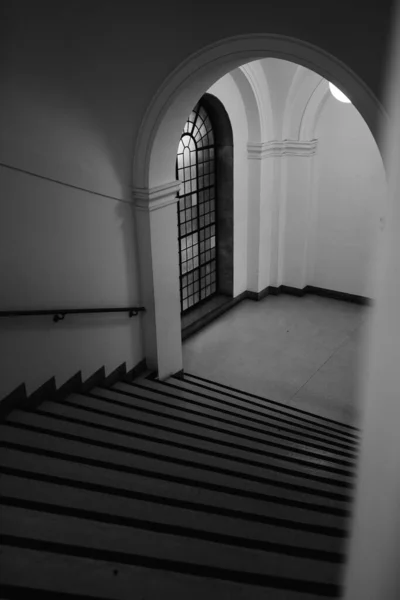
[183,294,372,426]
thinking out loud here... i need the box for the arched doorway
[132,33,387,380]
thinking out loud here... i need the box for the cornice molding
[133,180,181,211]
[247,139,318,159]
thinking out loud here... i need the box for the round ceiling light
[329,82,351,103]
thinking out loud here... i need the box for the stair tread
[0,546,340,599]
[162,376,358,442]
[115,381,357,454]
[182,372,359,434]
[0,449,348,529]
[49,391,355,469]
[0,423,352,507]
[90,386,357,461]
[0,372,356,600]
[8,407,353,488]
[0,505,340,583]
[0,474,347,554]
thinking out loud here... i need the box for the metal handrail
[0,306,146,323]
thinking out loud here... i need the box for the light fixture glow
[329,82,351,104]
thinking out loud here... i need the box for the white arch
[299,78,330,139]
[228,68,262,142]
[133,33,387,190]
[283,64,324,140]
[239,61,274,141]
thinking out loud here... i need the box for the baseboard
[80,366,106,393]
[182,292,246,341]
[246,286,280,301]
[24,376,57,410]
[0,358,148,420]
[0,383,27,421]
[125,358,147,381]
[104,363,127,387]
[182,283,371,341]
[248,284,371,305]
[305,285,373,305]
[172,369,185,380]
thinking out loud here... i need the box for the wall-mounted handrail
[0,306,146,323]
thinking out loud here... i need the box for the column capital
[133,180,181,212]
[247,139,318,159]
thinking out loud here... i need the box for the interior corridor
[183,295,370,427]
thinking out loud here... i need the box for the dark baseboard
[80,366,106,394]
[56,371,83,403]
[145,370,159,381]
[182,284,372,341]
[0,358,147,420]
[104,363,127,387]
[249,284,371,305]
[24,376,57,411]
[280,285,306,297]
[0,383,27,421]
[182,292,247,341]
[305,285,373,306]
[125,358,147,382]
[173,369,185,380]
[247,286,280,301]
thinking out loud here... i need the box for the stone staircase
[0,370,359,599]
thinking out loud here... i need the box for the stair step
[162,376,358,443]
[0,504,341,584]
[0,447,349,530]
[0,422,352,507]
[0,545,340,599]
[36,402,354,487]
[35,400,354,478]
[182,372,359,436]
[55,390,355,469]
[118,380,357,453]
[0,474,346,555]
[8,408,353,491]
[95,385,357,460]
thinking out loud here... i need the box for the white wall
[206,60,387,301]
[312,95,386,298]
[0,8,147,399]
[0,165,143,398]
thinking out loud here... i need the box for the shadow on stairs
[0,366,360,599]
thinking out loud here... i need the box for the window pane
[177,101,217,314]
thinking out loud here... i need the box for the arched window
[176,101,217,313]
